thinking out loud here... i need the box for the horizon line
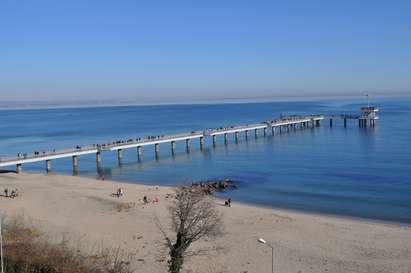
[0,92,409,111]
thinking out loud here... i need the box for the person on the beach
[228,198,231,207]
[4,188,8,197]
[117,188,123,198]
[143,196,148,203]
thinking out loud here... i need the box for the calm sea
[1,97,411,224]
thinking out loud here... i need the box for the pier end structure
[359,106,379,128]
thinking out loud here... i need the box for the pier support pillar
[254,129,258,138]
[16,164,22,174]
[72,155,78,175]
[279,126,282,134]
[200,137,204,149]
[117,149,123,165]
[171,141,176,155]
[235,132,239,142]
[186,139,191,152]
[344,118,347,128]
[137,146,142,160]
[46,160,51,173]
[271,127,275,135]
[224,133,228,145]
[316,120,320,127]
[155,143,160,158]
[212,135,216,146]
[263,127,267,136]
[329,119,333,127]
[245,130,249,140]
[96,152,102,171]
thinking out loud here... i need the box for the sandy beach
[1,173,410,273]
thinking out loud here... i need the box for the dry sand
[1,172,410,273]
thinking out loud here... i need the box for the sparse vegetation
[2,216,135,273]
[158,187,224,273]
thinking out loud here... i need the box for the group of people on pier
[1,115,325,164]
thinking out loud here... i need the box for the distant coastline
[1,92,410,111]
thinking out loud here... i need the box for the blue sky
[1,0,410,104]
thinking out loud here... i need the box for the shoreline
[80,172,411,228]
[1,172,411,272]
[3,170,411,228]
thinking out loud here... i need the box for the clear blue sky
[1,0,410,104]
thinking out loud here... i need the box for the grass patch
[2,215,135,273]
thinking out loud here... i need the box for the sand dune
[1,173,410,273]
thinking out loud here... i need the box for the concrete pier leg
[224,133,228,145]
[235,132,239,142]
[200,137,204,149]
[16,164,22,174]
[46,159,51,173]
[96,152,102,170]
[254,129,258,138]
[155,143,160,158]
[287,125,290,132]
[279,126,282,134]
[72,155,78,175]
[263,127,267,136]
[316,120,320,127]
[137,146,142,160]
[117,149,123,165]
[245,130,249,140]
[186,139,191,152]
[212,135,216,146]
[271,127,275,135]
[344,118,347,128]
[329,119,333,127]
[364,119,367,128]
[171,141,176,155]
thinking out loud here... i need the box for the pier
[0,107,378,174]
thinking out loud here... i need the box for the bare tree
[158,187,224,273]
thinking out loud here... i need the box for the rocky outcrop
[189,178,238,195]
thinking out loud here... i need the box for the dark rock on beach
[189,178,238,195]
